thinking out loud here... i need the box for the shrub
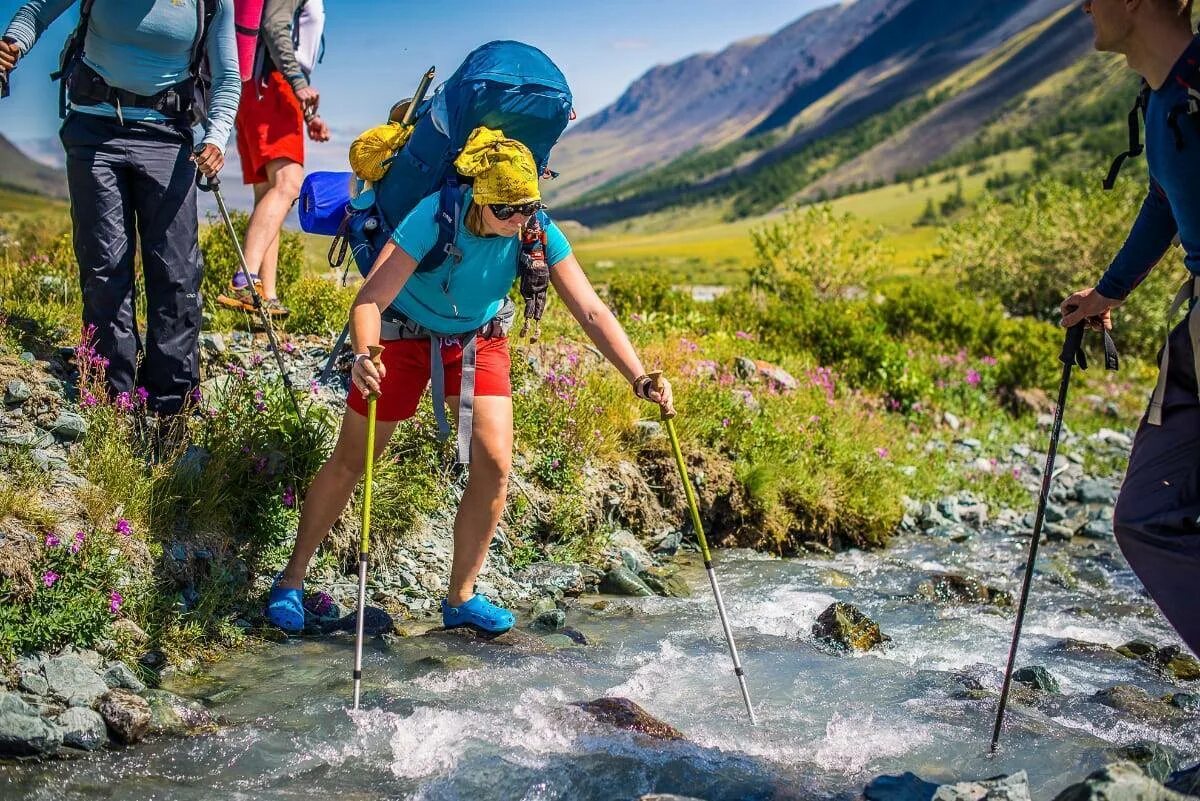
[286,276,357,336]
[749,204,888,299]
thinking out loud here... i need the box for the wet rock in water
[1051,761,1188,801]
[652,529,683,556]
[559,627,589,646]
[917,573,1012,608]
[640,796,706,801]
[1045,503,1068,523]
[319,606,394,637]
[640,566,692,598]
[820,569,855,589]
[0,692,63,758]
[102,661,147,693]
[411,654,483,674]
[55,707,108,751]
[542,633,579,648]
[531,597,566,631]
[1117,639,1159,660]
[600,566,654,597]
[514,562,586,597]
[1117,641,1200,681]
[1014,666,1061,694]
[864,770,1030,801]
[1107,741,1176,784]
[573,697,685,741]
[424,626,554,653]
[812,602,891,652]
[43,654,110,705]
[1091,685,1186,724]
[1167,763,1200,797]
[98,688,152,745]
[1045,523,1076,542]
[1166,692,1200,712]
[1051,638,1123,661]
[143,690,217,736]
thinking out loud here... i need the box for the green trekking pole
[352,345,383,711]
[654,372,758,726]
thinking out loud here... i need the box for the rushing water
[3,527,1197,801]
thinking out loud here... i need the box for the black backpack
[51,0,219,124]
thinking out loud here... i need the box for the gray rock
[0,692,37,716]
[1078,520,1113,540]
[4,379,31,407]
[917,573,1012,608]
[200,332,226,355]
[933,771,1032,801]
[812,602,890,652]
[1107,741,1176,784]
[515,562,586,597]
[600,566,654,597]
[640,796,707,801]
[0,707,62,758]
[943,411,961,431]
[958,502,989,526]
[1092,685,1186,724]
[634,420,662,440]
[1051,761,1188,801]
[98,689,152,745]
[620,548,645,575]
[641,570,692,598]
[143,690,217,736]
[1045,523,1076,541]
[43,654,110,705]
[1014,666,1061,694]
[102,662,146,694]
[31,448,69,472]
[48,411,88,441]
[733,356,757,379]
[18,669,49,697]
[573,697,685,741]
[1167,693,1200,712]
[652,529,683,556]
[864,772,941,801]
[1075,479,1117,505]
[1045,503,1068,523]
[542,633,578,648]
[55,707,108,751]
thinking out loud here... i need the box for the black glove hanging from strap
[518,214,550,341]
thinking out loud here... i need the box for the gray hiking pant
[60,112,202,415]
[1113,308,1200,656]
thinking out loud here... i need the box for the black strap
[415,180,466,274]
[1104,85,1149,190]
[1060,324,1120,371]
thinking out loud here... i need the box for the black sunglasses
[488,201,546,220]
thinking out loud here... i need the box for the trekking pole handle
[192,144,219,191]
[645,370,676,421]
[1059,322,1086,368]
[0,70,9,99]
[366,345,384,399]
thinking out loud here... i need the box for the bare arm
[550,253,673,414]
[347,241,417,395]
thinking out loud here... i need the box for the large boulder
[0,692,62,758]
[864,771,1031,801]
[1013,666,1060,694]
[102,661,147,693]
[55,707,108,751]
[573,697,685,741]
[601,566,654,597]
[43,653,110,705]
[812,602,890,652]
[98,688,152,745]
[1052,762,1189,801]
[143,690,217,737]
[1092,685,1186,725]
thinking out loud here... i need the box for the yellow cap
[349,122,413,181]
[453,127,540,206]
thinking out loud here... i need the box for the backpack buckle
[443,243,463,263]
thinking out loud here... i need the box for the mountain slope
[0,134,69,200]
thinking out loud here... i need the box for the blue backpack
[301,40,573,278]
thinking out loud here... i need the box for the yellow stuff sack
[349,122,413,181]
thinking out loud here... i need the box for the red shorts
[235,71,305,185]
[346,336,512,422]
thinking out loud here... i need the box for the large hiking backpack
[303,40,573,279]
[52,0,219,125]
[234,0,266,82]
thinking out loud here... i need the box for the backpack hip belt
[1147,274,1200,426]
[67,61,194,119]
[380,298,515,465]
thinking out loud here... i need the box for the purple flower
[135,387,149,404]
[875,447,890,459]
[70,530,85,555]
[283,341,296,354]
[722,417,731,428]
[282,486,296,508]
[735,330,753,341]
[45,534,61,548]
[251,353,265,368]
[966,369,981,386]
[115,392,134,412]
[308,379,320,395]
[190,386,203,403]
[42,571,59,588]
[81,391,98,407]
[109,591,123,614]
[114,518,132,537]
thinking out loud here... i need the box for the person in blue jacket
[268,130,674,634]
[1061,0,1200,655]
[1,1,239,417]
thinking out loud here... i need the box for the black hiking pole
[989,322,1117,753]
[655,373,758,725]
[318,66,436,386]
[195,152,304,424]
[0,69,10,99]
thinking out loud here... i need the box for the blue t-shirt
[1097,35,1200,300]
[391,188,572,335]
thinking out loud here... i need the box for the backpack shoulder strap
[190,0,219,71]
[414,180,466,274]
[1104,81,1150,190]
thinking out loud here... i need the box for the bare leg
[240,158,303,299]
[279,407,400,590]
[445,395,513,606]
[252,182,282,296]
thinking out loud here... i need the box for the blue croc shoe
[441,594,514,633]
[266,575,305,633]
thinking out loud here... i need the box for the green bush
[940,178,1182,359]
[286,276,357,336]
[602,270,691,319]
[749,204,887,299]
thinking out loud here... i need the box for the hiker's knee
[470,443,510,492]
[268,160,303,198]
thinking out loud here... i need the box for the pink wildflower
[42,571,59,588]
[109,591,123,614]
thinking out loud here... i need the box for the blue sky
[0,0,826,141]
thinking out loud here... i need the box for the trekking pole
[655,373,757,726]
[989,322,1117,753]
[0,69,10,99]
[194,151,304,424]
[352,344,383,711]
[318,66,436,386]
